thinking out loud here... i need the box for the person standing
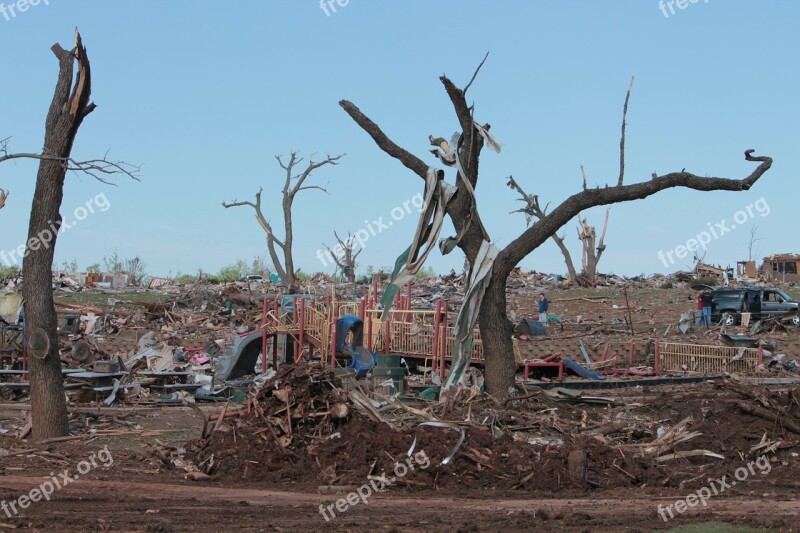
[538,293,549,324]
[700,289,714,327]
[695,292,704,326]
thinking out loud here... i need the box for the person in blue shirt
[538,293,549,324]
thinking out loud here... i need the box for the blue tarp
[279,294,313,313]
[562,358,605,380]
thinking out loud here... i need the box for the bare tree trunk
[478,274,515,396]
[282,194,297,291]
[23,34,96,440]
[577,209,609,285]
[552,234,578,283]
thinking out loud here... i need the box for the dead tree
[507,175,578,283]
[124,255,148,286]
[508,172,610,287]
[340,66,772,398]
[576,208,609,285]
[323,231,362,283]
[747,225,761,262]
[4,32,139,440]
[507,179,610,286]
[223,152,344,292]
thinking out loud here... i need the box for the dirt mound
[187,363,800,496]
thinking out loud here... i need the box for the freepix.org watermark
[657,197,769,268]
[318,449,430,521]
[657,454,771,522]
[1,446,114,518]
[0,0,49,22]
[316,192,423,268]
[0,192,110,267]
[658,0,709,19]
[319,0,348,17]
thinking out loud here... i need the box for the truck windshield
[776,290,794,302]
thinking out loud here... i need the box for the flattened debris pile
[185,369,800,494]
[720,378,800,435]
[185,364,657,491]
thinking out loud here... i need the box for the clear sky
[1,0,797,278]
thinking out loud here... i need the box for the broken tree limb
[623,287,635,336]
[507,175,578,284]
[617,76,634,187]
[732,400,800,435]
[552,296,611,303]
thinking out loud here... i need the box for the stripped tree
[2,32,139,439]
[340,63,772,398]
[223,152,344,292]
[323,231,362,283]
[507,174,579,284]
[576,208,610,286]
[509,170,611,287]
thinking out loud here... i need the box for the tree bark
[552,234,578,283]
[282,193,297,291]
[478,273,516,397]
[23,34,96,440]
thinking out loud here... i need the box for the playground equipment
[335,315,376,377]
[255,282,467,378]
[212,282,465,379]
[215,281,660,383]
[0,294,24,370]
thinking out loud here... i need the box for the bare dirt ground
[0,474,796,532]
[2,378,798,532]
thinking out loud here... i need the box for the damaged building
[760,253,800,282]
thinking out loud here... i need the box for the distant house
[84,272,129,288]
[760,253,800,282]
[694,262,725,281]
[736,260,758,280]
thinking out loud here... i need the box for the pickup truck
[694,285,799,326]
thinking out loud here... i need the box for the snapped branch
[463,51,490,95]
[506,175,545,225]
[221,188,285,249]
[618,76,634,187]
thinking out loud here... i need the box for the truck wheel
[722,312,737,326]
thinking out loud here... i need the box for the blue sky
[1,0,797,278]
